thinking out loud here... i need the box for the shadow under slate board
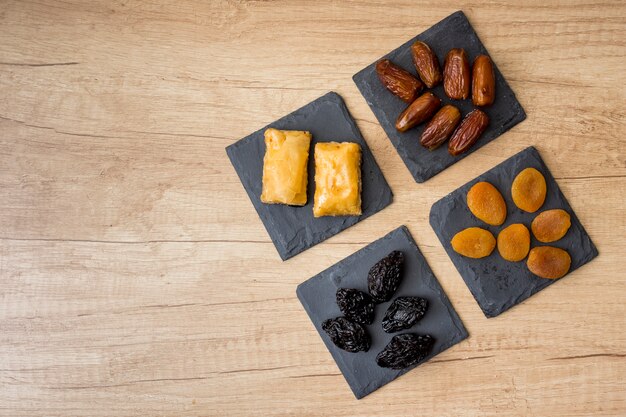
[353,10,526,183]
[297,226,468,399]
[430,147,598,318]
[226,92,393,261]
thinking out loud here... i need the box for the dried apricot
[511,168,546,212]
[531,209,571,243]
[451,227,496,259]
[527,246,571,279]
[467,182,507,226]
[497,224,530,262]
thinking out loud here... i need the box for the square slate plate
[430,147,598,318]
[296,226,468,399]
[226,92,393,260]
[353,10,526,183]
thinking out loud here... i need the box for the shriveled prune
[336,288,375,325]
[322,317,370,353]
[382,297,428,333]
[367,250,405,303]
[376,333,434,369]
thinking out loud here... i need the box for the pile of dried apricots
[451,167,572,279]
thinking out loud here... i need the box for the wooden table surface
[1,1,625,416]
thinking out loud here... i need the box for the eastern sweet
[531,209,571,243]
[260,128,311,206]
[497,223,530,262]
[511,167,547,212]
[451,227,496,258]
[527,246,571,279]
[466,181,507,226]
[313,142,362,217]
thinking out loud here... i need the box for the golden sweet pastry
[313,142,362,217]
[260,128,312,206]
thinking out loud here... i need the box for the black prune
[336,288,376,325]
[367,250,405,303]
[376,333,434,369]
[382,296,428,333]
[322,317,371,353]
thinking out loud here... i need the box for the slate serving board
[430,147,598,318]
[226,92,393,261]
[353,10,526,183]
[296,226,468,399]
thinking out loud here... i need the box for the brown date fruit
[376,59,423,103]
[472,55,496,106]
[443,48,471,100]
[448,109,489,156]
[395,92,441,133]
[410,41,442,88]
[420,105,461,150]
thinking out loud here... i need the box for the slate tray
[226,92,393,261]
[296,226,468,399]
[353,10,526,183]
[430,147,598,318]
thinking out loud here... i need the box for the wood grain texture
[0,0,624,415]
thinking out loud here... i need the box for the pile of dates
[376,41,495,156]
[322,251,435,370]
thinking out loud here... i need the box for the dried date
[376,59,423,103]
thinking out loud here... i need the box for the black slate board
[353,10,526,183]
[296,226,468,399]
[226,92,393,261]
[430,147,598,318]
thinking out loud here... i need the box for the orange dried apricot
[527,246,571,279]
[451,227,496,259]
[511,168,546,212]
[531,209,571,243]
[467,181,507,226]
[497,224,530,262]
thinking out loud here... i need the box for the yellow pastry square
[313,142,362,217]
[260,128,312,206]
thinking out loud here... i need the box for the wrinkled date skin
[472,55,496,106]
[420,105,461,150]
[395,92,441,132]
[382,297,428,333]
[410,41,442,88]
[443,48,471,100]
[376,59,424,103]
[322,317,371,353]
[336,288,376,325]
[448,109,489,156]
[367,250,405,303]
[376,333,434,369]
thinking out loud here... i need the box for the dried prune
[467,181,507,226]
[497,223,530,262]
[527,246,571,279]
[367,250,405,303]
[451,227,496,258]
[511,168,547,213]
[531,209,571,243]
[376,333,434,369]
[322,317,370,353]
[382,297,428,333]
[336,288,375,325]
